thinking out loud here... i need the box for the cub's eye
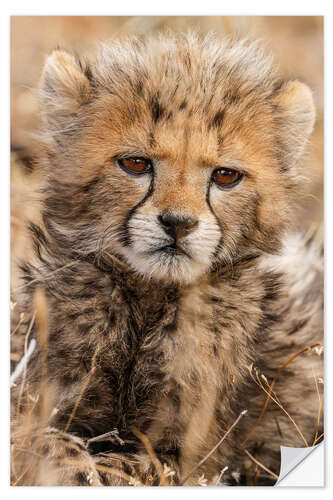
[117,157,152,175]
[212,168,243,189]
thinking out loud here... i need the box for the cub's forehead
[92,35,279,122]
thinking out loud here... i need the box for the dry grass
[243,344,323,447]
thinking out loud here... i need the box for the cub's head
[39,34,315,284]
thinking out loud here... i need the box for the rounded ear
[273,81,315,167]
[40,50,92,131]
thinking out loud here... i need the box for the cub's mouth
[155,242,191,258]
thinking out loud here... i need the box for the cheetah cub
[11,33,323,486]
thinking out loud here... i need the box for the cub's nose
[158,213,198,240]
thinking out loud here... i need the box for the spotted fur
[11,33,323,486]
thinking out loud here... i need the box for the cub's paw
[11,427,102,486]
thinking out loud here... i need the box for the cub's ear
[40,50,92,130]
[273,80,315,167]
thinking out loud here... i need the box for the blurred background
[10,16,324,285]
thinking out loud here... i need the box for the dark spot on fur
[163,313,178,332]
[216,319,230,328]
[61,370,80,386]
[168,381,181,411]
[223,90,240,105]
[214,404,224,425]
[264,312,281,325]
[136,80,144,96]
[68,447,80,457]
[179,100,187,110]
[76,442,87,452]
[288,318,309,335]
[210,109,225,128]
[209,295,223,303]
[149,131,155,148]
[41,444,50,455]
[149,93,165,124]
[83,64,95,86]
[81,177,102,194]
[97,470,110,485]
[262,276,281,303]
[11,145,35,173]
[75,471,90,485]
[108,309,117,327]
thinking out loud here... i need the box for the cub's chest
[159,286,219,387]
[163,278,262,391]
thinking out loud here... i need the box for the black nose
[158,214,198,240]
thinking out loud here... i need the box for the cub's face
[40,36,315,284]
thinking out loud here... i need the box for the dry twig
[131,426,168,486]
[64,346,100,433]
[180,409,247,485]
[15,313,36,418]
[244,449,278,481]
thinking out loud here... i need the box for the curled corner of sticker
[275,442,324,487]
